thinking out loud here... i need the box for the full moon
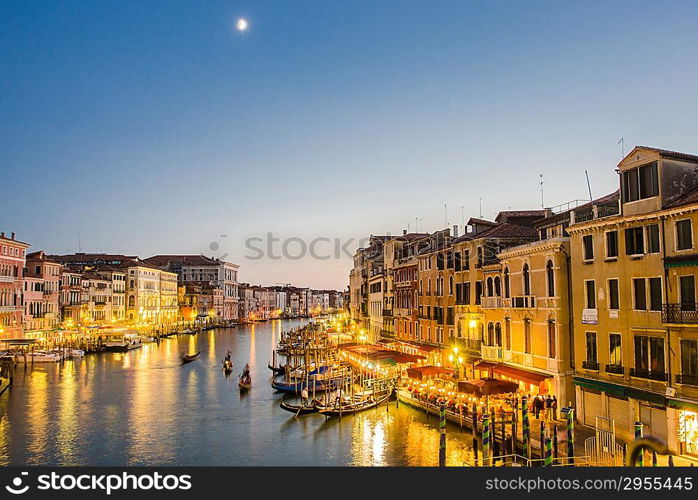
[236,18,248,32]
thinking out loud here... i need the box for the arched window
[449,276,454,295]
[504,267,510,298]
[495,322,502,347]
[523,263,531,296]
[487,322,495,346]
[494,276,501,296]
[486,277,494,297]
[128,296,135,307]
[546,260,555,297]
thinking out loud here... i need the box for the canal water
[0,319,476,466]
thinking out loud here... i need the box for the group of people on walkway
[527,394,558,421]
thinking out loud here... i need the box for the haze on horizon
[2,1,698,290]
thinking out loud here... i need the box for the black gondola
[182,351,200,363]
[316,392,391,417]
[279,399,319,415]
[267,362,285,375]
[223,359,233,374]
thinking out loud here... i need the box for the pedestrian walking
[552,396,558,421]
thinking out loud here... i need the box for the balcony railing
[582,360,599,370]
[662,303,698,324]
[511,296,536,309]
[0,275,16,283]
[481,297,504,309]
[605,364,624,375]
[629,368,668,381]
[676,374,698,386]
[0,305,21,313]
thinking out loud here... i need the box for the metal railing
[605,364,624,375]
[662,303,698,324]
[629,368,667,381]
[675,374,698,386]
[582,360,599,370]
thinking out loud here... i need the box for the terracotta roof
[0,234,30,247]
[494,210,548,223]
[467,217,496,227]
[143,255,223,267]
[535,190,620,227]
[472,223,538,239]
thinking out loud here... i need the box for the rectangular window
[524,320,532,354]
[677,219,693,250]
[586,332,597,363]
[475,281,482,305]
[454,252,461,271]
[463,250,469,270]
[649,278,662,312]
[646,225,660,253]
[585,280,596,309]
[548,321,556,359]
[583,235,594,261]
[633,278,647,310]
[608,279,619,310]
[464,282,471,305]
[625,227,644,255]
[622,162,658,202]
[680,275,696,311]
[623,168,639,202]
[681,339,698,377]
[649,337,665,373]
[634,336,649,371]
[609,333,622,366]
[606,231,618,258]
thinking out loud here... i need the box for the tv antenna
[539,174,544,209]
[618,137,625,157]
[585,170,593,201]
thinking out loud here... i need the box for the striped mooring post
[553,424,558,460]
[540,421,545,459]
[522,396,530,458]
[634,421,644,466]
[566,408,575,465]
[652,451,657,467]
[544,434,553,466]
[439,403,446,467]
[482,413,491,466]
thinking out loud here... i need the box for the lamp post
[448,346,465,380]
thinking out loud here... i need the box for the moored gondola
[316,391,392,417]
[182,351,200,364]
[279,399,319,415]
[267,362,285,375]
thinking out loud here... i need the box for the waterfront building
[80,271,113,325]
[143,255,239,321]
[59,268,83,327]
[179,282,224,322]
[238,283,257,320]
[23,251,62,334]
[0,232,30,338]
[568,146,698,456]
[451,215,542,374]
[96,267,127,323]
[349,235,390,341]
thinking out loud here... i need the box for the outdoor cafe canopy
[457,377,519,397]
[406,365,454,381]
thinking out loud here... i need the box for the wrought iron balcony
[676,374,698,386]
[629,368,667,381]
[605,364,624,375]
[582,360,599,370]
[662,303,698,324]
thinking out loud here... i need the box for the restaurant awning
[406,365,454,380]
[491,364,551,385]
[458,378,519,396]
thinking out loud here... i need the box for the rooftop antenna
[461,205,465,227]
[618,137,625,158]
[444,203,448,228]
[585,170,593,201]
[479,198,483,218]
[78,227,82,253]
[539,173,544,209]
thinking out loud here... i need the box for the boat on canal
[316,391,392,417]
[223,359,233,374]
[182,351,200,363]
[239,374,251,390]
[279,398,319,415]
[103,332,142,352]
[0,351,62,363]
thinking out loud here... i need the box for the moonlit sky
[2,1,698,290]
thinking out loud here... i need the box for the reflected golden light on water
[25,370,49,464]
[207,332,216,360]
[56,361,79,464]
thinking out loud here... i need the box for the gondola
[279,399,319,415]
[239,374,252,390]
[316,392,391,417]
[267,362,285,376]
[223,359,233,374]
[182,351,200,364]
[270,376,339,394]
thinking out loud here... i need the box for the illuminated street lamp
[448,345,465,380]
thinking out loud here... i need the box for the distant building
[0,232,29,338]
[24,251,62,333]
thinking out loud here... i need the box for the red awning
[474,361,498,371]
[492,365,550,385]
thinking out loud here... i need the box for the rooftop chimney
[403,229,407,236]
[10,232,15,240]
[0,232,4,238]
[453,225,459,238]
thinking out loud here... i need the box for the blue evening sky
[2,1,698,289]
